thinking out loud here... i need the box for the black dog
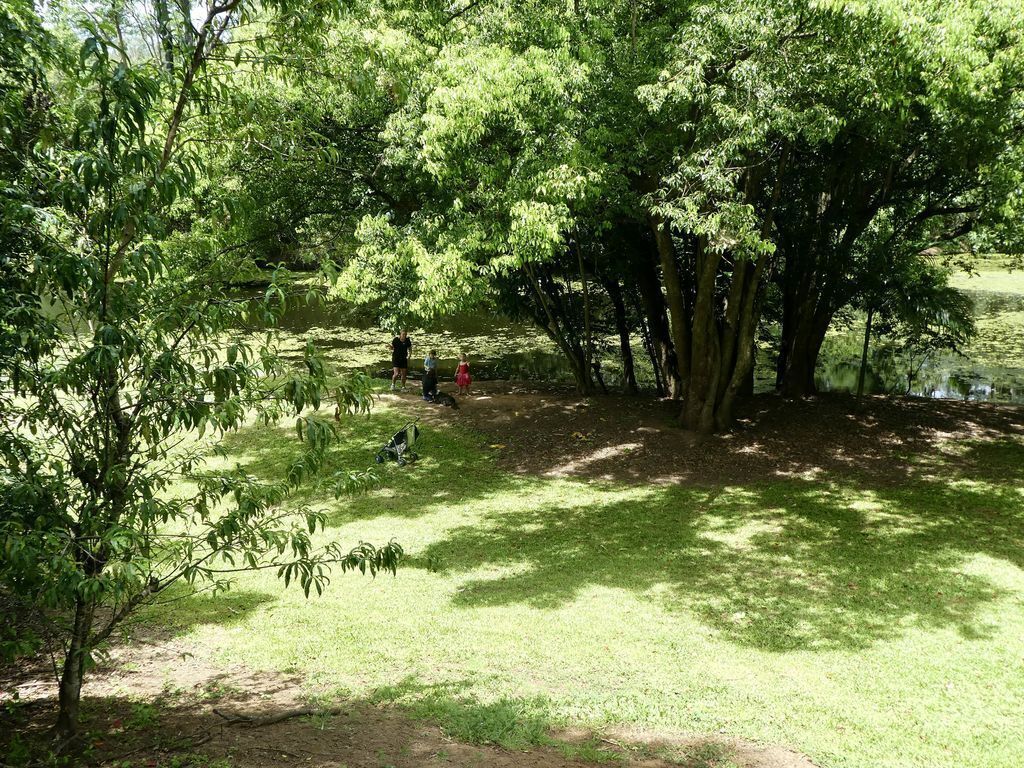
[430,391,459,409]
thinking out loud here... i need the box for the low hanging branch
[213,706,347,727]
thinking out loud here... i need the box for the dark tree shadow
[0,679,812,768]
[210,402,1024,652]
[134,586,278,637]
[416,450,1024,651]
[447,385,1024,485]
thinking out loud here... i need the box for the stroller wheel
[397,457,407,467]
[375,454,385,464]
[407,452,418,463]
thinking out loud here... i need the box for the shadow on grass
[137,586,277,638]
[429,386,1024,485]
[415,443,1024,651]
[215,410,1024,652]
[0,681,779,768]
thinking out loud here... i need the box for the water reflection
[814,289,1024,404]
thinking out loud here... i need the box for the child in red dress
[455,353,472,395]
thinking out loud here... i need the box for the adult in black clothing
[390,330,412,390]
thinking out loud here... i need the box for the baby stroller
[375,420,420,466]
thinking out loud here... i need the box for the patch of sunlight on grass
[960,553,1024,589]
[699,518,785,549]
[943,477,1006,493]
[846,496,884,513]
[146,411,1024,768]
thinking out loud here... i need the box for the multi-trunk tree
[461,2,1019,429]
[322,0,1021,431]
[771,0,1024,396]
[104,1,1023,435]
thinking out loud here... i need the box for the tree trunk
[776,247,862,397]
[715,256,769,430]
[716,258,752,404]
[681,237,723,433]
[739,344,756,396]
[778,289,832,398]
[779,325,818,397]
[636,310,665,396]
[524,264,593,394]
[683,146,787,431]
[636,258,682,398]
[55,595,96,741]
[606,278,638,394]
[576,243,593,380]
[651,216,690,383]
[775,236,822,396]
[856,306,874,400]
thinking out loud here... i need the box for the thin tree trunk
[606,278,638,394]
[740,344,756,396]
[576,242,593,379]
[651,216,691,383]
[636,259,682,398]
[55,596,96,741]
[525,263,592,393]
[717,258,750,406]
[636,310,665,396]
[715,266,761,430]
[856,306,874,400]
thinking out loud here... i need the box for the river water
[269,270,1024,404]
[815,288,1024,403]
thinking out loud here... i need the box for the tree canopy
[242,0,1024,428]
[0,0,401,742]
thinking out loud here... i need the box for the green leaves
[0,1,403,724]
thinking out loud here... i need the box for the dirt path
[397,382,1024,486]
[2,634,815,768]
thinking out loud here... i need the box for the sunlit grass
[149,403,1024,768]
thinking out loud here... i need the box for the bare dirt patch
[2,635,815,768]
[392,382,1024,486]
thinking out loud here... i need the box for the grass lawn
[149,401,1024,768]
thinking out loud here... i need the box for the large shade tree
[108,0,1023,433]
[322,0,1022,431]
[770,0,1024,396]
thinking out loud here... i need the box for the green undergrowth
[146,402,1024,768]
